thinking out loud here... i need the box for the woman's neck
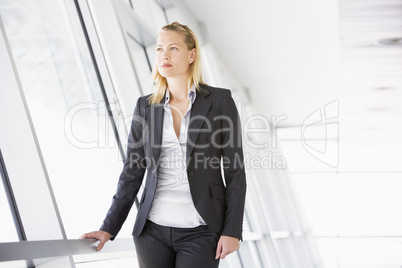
[167,76,188,101]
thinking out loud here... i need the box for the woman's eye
[171,47,178,50]
[156,48,162,52]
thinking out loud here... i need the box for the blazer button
[188,171,194,177]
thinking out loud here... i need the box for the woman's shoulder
[199,84,232,97]
[136,94,153,108]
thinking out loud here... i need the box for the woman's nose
[162,51,169,60]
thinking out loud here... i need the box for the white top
[147,85,206,228]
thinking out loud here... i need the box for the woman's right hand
[80,230,112,251]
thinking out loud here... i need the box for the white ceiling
[180,0,402,172]
[338,0,402,148]
[182,0,402,140]
[182,0,340,127]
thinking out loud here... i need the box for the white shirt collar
[165,84,197,106]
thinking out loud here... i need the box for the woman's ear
[190,48,196,63]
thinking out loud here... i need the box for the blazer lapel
[145,88,211,166]
[146,99,165,165]
[187,87,212,162]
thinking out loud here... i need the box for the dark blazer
[100,84,246,240]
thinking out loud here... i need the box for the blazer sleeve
[220,90,247,240]
[100,97,147,239]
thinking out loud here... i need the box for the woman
[81,22,246,268]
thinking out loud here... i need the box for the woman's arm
[220,89,247,240]
[81,97,147,246]
[214,89,246,259]
[99,97,147,238]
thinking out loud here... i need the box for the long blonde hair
[148,22,205,104]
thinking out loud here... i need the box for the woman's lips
[161,63,172,68]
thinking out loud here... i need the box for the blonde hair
[148,21,205,104]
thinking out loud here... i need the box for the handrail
[0,238,135,263]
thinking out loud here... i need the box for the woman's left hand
[215,235,240,259]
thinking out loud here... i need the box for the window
[0,177,19,243]
[1,0,134,239]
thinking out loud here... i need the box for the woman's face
[156,30,195,80]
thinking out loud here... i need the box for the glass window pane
[256,238,280,267]
[131,0,155,31]
[149,0,167,29]
[126,37,154,95]
[123,0,132,8]
[0,177,19,243]
[0,0,136,239]
[244,173,270,234]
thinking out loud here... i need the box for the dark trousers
[133,220,220,268]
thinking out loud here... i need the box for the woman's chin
[158,71,170,78]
